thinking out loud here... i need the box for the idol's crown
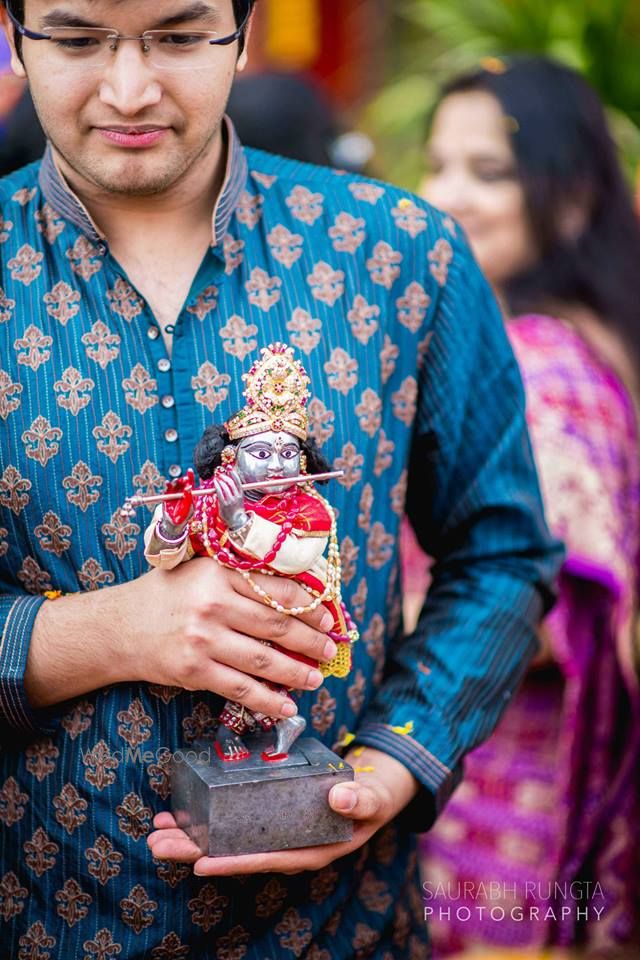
[226,342,310,441]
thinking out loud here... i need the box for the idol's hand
[147,747,418,875]
[163,468,195,528]
[117,558,337,719]
[213,467,248,530]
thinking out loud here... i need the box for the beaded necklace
[194,484,344,617]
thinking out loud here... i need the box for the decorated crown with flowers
[225,342,311,442]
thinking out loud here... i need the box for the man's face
[236,432,302,495]
[3,1,247,196]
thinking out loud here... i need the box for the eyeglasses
[6,5,250,73]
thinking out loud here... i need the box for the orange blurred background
[246,0,390,111]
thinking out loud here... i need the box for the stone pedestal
[171,736,354,856]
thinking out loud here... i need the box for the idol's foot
[273,714,307,756]
[215,728,250,762]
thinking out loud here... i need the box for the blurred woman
[404,57,640,954]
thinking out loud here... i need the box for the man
[0,1,562,956]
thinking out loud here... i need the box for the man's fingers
[181,617,327,695]
[196,659,299,718]
[329,782,383,821]
[152,811,177,830]
[148,828,189,847]
[210,631,325,692]
[147,815,202,860]
[191,842,352,876]
[148,836,202,862]
[220,586,336,664]
[231,571,335,635]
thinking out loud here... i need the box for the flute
[121,470,344,514]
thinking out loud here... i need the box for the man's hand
[26,557,337,716]
[147,747,417,875]
[121,559,336,719]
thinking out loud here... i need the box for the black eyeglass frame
[5,2,251,49]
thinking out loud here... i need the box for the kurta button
[161,394,175,409]
[165,428,178,443]
[147,326,160,340]
[169,464,181,478]
[157,358,171,373]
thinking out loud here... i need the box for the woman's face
[421,91,538,290]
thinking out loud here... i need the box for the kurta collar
[38,115,248,251]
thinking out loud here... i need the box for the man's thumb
[329,783,380,819]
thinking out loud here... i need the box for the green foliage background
[363,0,640,192]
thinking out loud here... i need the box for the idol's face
[422,90,538,293]
[236,431,301,496]
[2,0,248,197]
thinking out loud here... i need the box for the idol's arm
[144,504,195,570]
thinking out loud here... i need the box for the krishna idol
[137,343,359,773]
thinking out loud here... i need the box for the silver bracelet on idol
[156,521,189,547]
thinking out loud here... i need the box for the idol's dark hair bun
[193,425,231,480]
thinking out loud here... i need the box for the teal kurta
[0,122,562,958]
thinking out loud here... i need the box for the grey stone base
[170,736,354,856]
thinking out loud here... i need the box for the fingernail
[281,700,297,717]
[323,640,338,660]
[320,612,333,632]
[307,669,323,688]
[332,786,357,812]
[193,865,205,876]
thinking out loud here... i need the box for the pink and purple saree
[405,314,640,954]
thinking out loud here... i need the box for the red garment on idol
[191,487,352,647]
[188,485,354,738]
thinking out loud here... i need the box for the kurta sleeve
[353,233,564,832]
[0,591,58,738]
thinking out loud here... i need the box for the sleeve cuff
[0,594,60,737]
[352,721,463,833]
